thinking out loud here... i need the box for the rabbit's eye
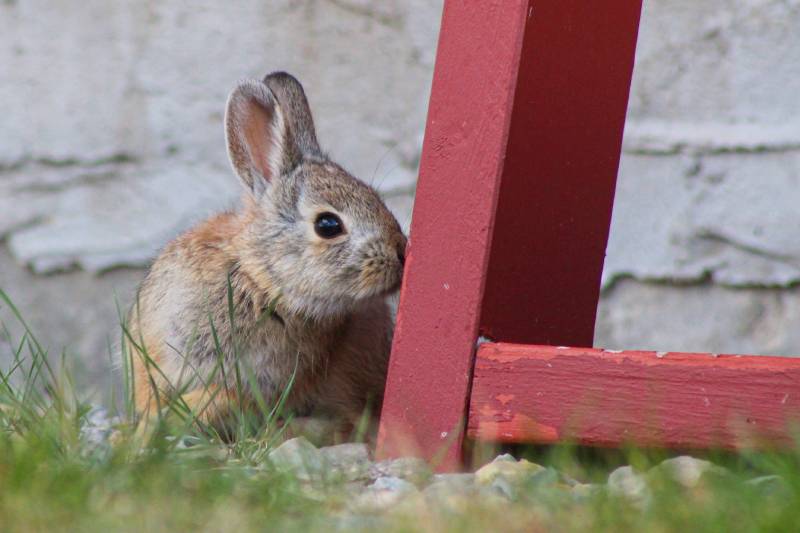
[314,212,345,239]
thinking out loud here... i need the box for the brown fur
[125,72,405,437]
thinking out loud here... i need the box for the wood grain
[378,0,644,469]
[469,343,800,449]
[376,0,531,469]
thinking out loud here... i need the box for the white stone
[476,457,545,479]
[371,476,416,493]
[369,457,432,487]
[350,476,419,513]
[571,483,601,502]
[319,442,372,482]
[607,466,652,509]
[431,472,476,486]
[650,456,724,488]
[267,437,327,482]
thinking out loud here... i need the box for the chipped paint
[473,411,560,443]
[496,393,515,406]
[469,343,800,449]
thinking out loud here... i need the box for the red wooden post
[376,0,531,470]
[470,344,800,449]
[480,0,643,347]
[377,0,643,468]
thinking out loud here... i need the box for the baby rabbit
[126,72,407,438]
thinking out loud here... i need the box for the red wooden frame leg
[481,0,643,346]
[377,0,643,468]
[376,1,531,469]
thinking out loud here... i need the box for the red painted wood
[469,343,800,449]
[378,1,644,468]
[480,0,643,347]
[376,0,531,470]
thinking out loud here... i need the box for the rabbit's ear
[263,72,322,158]
[225,80,297,195]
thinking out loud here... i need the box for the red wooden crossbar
[470,344,800,449]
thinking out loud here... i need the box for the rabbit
[125,71,407,440]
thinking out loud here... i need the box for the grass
[0,287,326,532]
[1,287,800,532]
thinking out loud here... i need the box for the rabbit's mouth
[377,262,405,296]
[384,276,403,295]
[353,268,403,301]
[355,249,404,298]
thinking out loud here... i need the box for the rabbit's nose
[396,238,407,267]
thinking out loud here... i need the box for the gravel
[78,408,785,517]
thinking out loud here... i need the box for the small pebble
[608,465,652,509]
[350,476,419,513]
[320,443,372,482]
[369,457,432,487]
[75,415,761,521]
[650,456,726,488]
[431,472,475,488]
[372,476,417,493]
[475,457,546,485]
[475,456,550,501]
[267,437,328,482]
[571,483,601,502]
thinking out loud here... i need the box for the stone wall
[1,0,799,395]
[601,0,800,355]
